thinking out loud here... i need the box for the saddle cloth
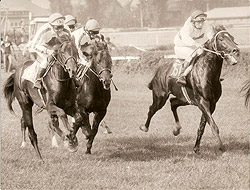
[21,61,40,83]
[170,59,184,77]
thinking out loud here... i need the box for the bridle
[51,41,77,73]
[51,54,76,72]
[85,49,112,81]
[203,30,237,59]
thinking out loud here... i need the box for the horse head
[209,25,240,65]
[51,35,78,78]
[81,40,113,90]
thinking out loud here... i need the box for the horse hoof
[139,125,148,132]
[173,129,180,136]
[219,145,226,153]
[85,150,91,154]
[20,142,27,148]
[68,146,78,153]
[193,148,200,155]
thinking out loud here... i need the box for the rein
[88,67,111,79]
[51,54,76,72]
[203,30,234,59]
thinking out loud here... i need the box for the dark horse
[140,25,240,154]
[72,40,113,154]
[3,35,83,161]
[241,80,250,107]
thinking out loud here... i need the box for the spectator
[106,37,116,53]
[3,35,14,72]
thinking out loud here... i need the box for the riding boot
[177,60,189,85]
[33,67,46,89]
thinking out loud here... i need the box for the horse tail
[3,73,16,113]
[241,80,250,107]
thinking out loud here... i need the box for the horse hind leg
[140,92,168,132]
[170,97,188,136]
[22,105,43,161]
[20,117,27,148]
[100,121,112,134]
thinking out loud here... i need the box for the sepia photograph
[1,0,249,189]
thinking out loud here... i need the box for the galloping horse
[72,40,113,154]
[241,80,250,107]
[140,25,240,154]
[3,35,83,161]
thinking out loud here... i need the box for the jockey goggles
[89,30,99,35]
[193,17,206,23]
[68,24,75,30]
[53,25,64,31]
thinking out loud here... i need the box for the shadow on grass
[94,135,249,162]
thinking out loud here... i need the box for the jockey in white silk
[31,13,71,89]
[72,18,105,67]
[174,10,214,85]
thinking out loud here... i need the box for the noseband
[88,67,111,81]
[51,51,77,73]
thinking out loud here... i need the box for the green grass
[1,66,249,189]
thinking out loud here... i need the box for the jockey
[72,18,105,66]
[31,13,71,89]
[174,10,214,85]
[65,15,77,32]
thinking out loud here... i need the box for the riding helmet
[65,15,77,26]
[191,10,207,21]
[85,19,101,32]
[49,13,65,26]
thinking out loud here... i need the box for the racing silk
[72,27,105,65]
[174,17,213,48]
[174,17,214,59]
[31,23,71,57]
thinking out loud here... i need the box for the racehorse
[140,25,240,154]
[72,40,113,154]
[241,80,250,107]
[3,35,83,161]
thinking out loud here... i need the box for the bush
[114,51,249,77]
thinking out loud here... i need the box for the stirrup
[33,81,42,89]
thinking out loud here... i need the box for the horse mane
[52,34,79,59]
[212,25,226,34]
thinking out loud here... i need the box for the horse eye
[218,36,223,41]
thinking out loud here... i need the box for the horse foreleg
[170,97,188,136]
[198,99,224,152]
[86,111,106,154]
[79,110,92,139]
[193,114,206,154]
[20,117,27,148]
[48,105,78,152]
[47,119,59,148]
[140,92,168,132]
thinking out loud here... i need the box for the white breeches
[174,46,196,61]
[34,51,49,68]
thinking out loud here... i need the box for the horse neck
[51,56,69,80]
[194,43,224,81]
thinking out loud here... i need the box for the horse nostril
[232,49,239,55]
